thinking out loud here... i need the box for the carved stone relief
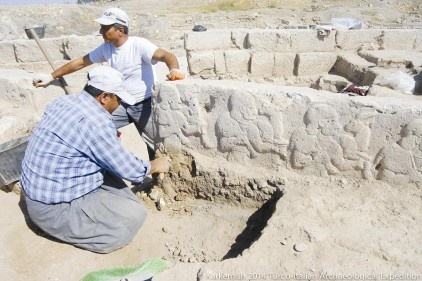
[155,86,211,151]
[340,110,376,179]
[215,92,288,163]
[374,118,422,185]
[289,103,368,177]
[153,82,422,187]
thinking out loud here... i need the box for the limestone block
[0,41,15,64]
[336,30,384,51]
[273,52,296,77]
[296,52,337,76]
[0,67,69,144]
[231,29,249,49]
[358,50,422,69]
[382,29,418,50]
[13,39,43,63]
[358,67,378,87]
[224,50,250,76]
[184,30,232,51]
[13,38,65,63]
[415,32,422,52]
[187,51,215,75]
[316,74,350,92]
[333,53,376,85]
[0,61,73,74]
[63,35,104,59]
[290,30,336,52]
[214,50,226,75]
[153,79,422,187]
[246,29,292,52]
[12,35,99,64]
[250,52,274,78]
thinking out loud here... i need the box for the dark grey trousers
[25,175,147,254]
[112,98,156,159]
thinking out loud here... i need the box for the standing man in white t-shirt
[33,7,185,159]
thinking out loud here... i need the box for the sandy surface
[1,0,422,280]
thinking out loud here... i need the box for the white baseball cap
[94,7,129,27]
[87,66,136,105]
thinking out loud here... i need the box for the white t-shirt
[89,37,158,103]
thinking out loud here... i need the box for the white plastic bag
[331,18,365,30]
[379,70,415,95]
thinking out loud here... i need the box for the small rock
[175,193,186,201]
[257,180,268,189]
[149,190,160,201]
[157,198,166,211]
[294,243,308,252]
[162,226,170,233]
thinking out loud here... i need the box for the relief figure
[216,92,287,163]
[156,89,208,150]
[289,103,363,177]
[374,118,422,185]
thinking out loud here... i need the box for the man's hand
[33,73,54,87]
[149,156,171,177]
[166,69,185,81]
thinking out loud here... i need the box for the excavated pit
[222,189,282,260]
[130,149,285,263]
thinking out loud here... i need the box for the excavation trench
[133,151,285,263]
[222,189,282,260]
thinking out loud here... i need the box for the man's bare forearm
[52,55,92,79]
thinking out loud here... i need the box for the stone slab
[153,79,422,187]
[296,52,337,76]
[184,30,232,51]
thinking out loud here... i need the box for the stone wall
[0,35,103,71]
[152,80,422,200]
[1,29,421,194]
[0,35,101,145]
[184,29,422,86]
[0,69,64,144]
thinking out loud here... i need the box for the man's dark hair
[114,23,128,35]
[84,84,103,98]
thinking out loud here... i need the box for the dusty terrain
[0,0,421,280]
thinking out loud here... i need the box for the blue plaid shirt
[21,91,150,204]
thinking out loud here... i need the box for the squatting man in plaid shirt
[20,66,171,253]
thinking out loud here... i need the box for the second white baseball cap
[87,66,135,105]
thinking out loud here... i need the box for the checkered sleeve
[81,120,151,184]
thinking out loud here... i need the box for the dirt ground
[0,0,421,280]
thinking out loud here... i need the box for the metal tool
[24,26,71,95]
[0,136,29,186]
